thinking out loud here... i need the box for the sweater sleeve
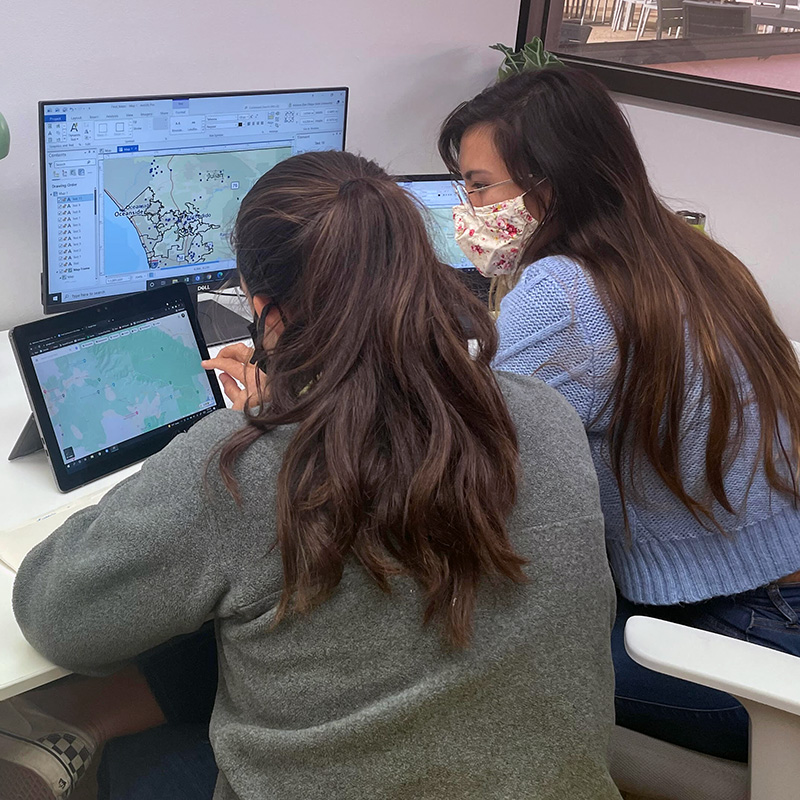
[493,256,609,428]
[12,414,238,675]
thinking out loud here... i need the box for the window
[519,0,800,125]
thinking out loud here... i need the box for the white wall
[2,1,798,341]
[0,0,518,329]
[618,97,800,341]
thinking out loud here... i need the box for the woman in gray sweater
[9,151,620,800]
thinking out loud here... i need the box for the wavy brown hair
[439,68,800,531]
[218,150,524,646]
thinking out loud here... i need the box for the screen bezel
[11,283,226,492]
[40,86,350,314]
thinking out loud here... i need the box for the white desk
[0,333,145,701]
[0,307,245,702]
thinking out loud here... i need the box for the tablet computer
[10,283,226,492]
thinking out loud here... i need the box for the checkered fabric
[37,732,93,796]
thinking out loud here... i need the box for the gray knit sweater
[14,372,620,800]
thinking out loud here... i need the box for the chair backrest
[658,0,685,15]
[559,20,593,45]
[683,1,752,36]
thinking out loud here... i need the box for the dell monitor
[39,87,349,343]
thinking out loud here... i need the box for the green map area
[34,316,215,459]
[103,146,292,272]
[425,206,470,268]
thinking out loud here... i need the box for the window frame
[517,0,800,127]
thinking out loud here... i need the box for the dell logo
[197,284,212,292]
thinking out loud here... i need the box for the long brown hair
[439,68,800,530]
[218,150,525,645]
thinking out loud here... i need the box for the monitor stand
[9,414,43,461]
[195,295,250,347]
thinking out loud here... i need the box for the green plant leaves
[489,43,517,59]
[491,38,563,81]
[0,113,10,160]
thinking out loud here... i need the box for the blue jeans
[135,621,218,726]
[98,625,220,800]
[614,582,800,761]
[97,724,217,800]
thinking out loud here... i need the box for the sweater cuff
[608,503,800,605]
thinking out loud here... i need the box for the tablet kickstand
[9,414,44,461]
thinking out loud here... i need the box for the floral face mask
[453,192,538,277]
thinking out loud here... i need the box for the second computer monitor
[40,87,349,314]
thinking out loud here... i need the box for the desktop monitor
[39,87,349,324]
[397,175,490,305]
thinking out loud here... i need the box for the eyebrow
[463,169,492,181]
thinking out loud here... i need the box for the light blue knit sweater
[494,255,800,605]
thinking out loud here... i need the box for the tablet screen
[11,283,226,491]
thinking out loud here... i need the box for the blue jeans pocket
[683,607,749,641]
[742,585,800,655]
[747,612,800,633]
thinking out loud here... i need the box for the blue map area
[103,196,149,275]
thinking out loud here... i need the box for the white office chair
[610,723,747,800]
[609,615,800,800]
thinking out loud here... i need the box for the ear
[253,293,285,341]
[523,185,551,221]
[252,293,272,319]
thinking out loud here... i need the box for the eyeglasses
[451,176,546,211]
[451,178,515,210]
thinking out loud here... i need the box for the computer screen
[40,87,348,313]
[398,175,490,306]
[397,176,473,271]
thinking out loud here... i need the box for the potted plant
[490,38,563,81]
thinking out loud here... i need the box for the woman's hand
[202,344,261,411]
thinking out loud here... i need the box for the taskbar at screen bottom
[60,405,218,477]
[45,268,239,310]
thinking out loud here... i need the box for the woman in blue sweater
[439,67,800,761]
